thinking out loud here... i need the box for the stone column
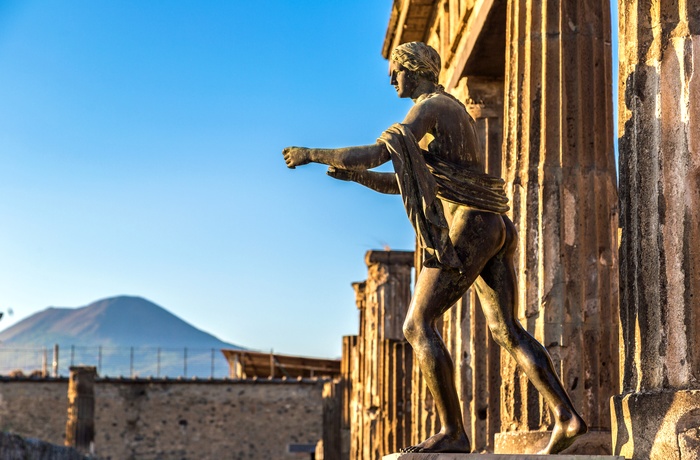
[348,250,414,460]
[453,75,506,177]
[360,251,414,344]
[461,79,505,453]
[612,1,700,459]
[412,77,505,452]
[322,380,342,460]
[65,366,96,454]
[497,0,619,453]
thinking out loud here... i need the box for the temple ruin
[319,1,700,459]
[0,1,697,459]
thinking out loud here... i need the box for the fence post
[52,344,59,377]
[184,347,188,378]
[42,347,48,377]
[97,346,102,375]
[129,347,134,377]
[70,345,75,367]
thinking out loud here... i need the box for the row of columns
[497,0,619,452]
[452,1,700,459]
[461,1,699,458]
[326,1,697,457]
[365,1,699,459]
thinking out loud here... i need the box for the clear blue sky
[0,1,416,358]
[0,1,618,359]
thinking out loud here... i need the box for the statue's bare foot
[537,411,587,455]
[400,431,471,453]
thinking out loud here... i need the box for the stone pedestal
[495,430,612,455]
[614,0,700,459]
[383,453,623,460]
[500,0,618,447]
[611,390,700,460]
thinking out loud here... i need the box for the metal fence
[0,345,231,379]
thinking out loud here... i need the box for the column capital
[364,250,414,268]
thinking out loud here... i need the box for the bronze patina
[283,42,586,454]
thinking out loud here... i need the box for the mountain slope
[0,296,243,349]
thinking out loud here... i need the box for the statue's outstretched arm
[326,167,399,195]
[283,143,390,171]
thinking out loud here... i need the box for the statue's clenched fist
[282,146,311,169]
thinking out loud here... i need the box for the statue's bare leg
[401,207,506,453]
[474,216,587,455]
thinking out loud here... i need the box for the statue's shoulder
[405,91,467,127]
[412,92,450,115]
[415,91,444,105]
[417,91,465,111]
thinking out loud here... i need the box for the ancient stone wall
[0,378,68,442]
[0,377,324,460]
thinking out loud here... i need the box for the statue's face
[389,61,418,98]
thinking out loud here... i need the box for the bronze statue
[283,42,586,454]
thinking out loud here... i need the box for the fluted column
[612,1,700,459]
[361,251,414,343]
[409,78,505,452]
[459,78,505,452]
[497,0,619,453]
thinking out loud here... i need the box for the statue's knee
[402,317,427,344]
[489,323,517,349]
[402,318,416,343]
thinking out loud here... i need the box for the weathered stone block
[495,430,612,455]
[611,390,700,460]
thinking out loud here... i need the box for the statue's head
[389,42,441,98]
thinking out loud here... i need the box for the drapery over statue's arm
[326,167,400,195]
